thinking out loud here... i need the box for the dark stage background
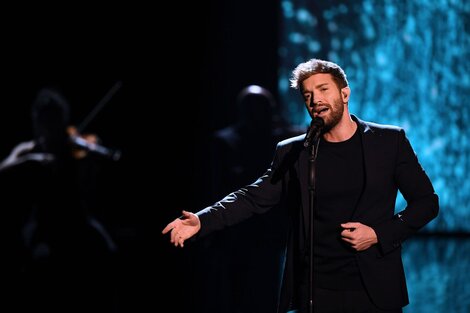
[1,1,279,312]
[2,1,469,312]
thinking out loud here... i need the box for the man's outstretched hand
[162,210,201,247]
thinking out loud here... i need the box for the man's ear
[341,87,350,102]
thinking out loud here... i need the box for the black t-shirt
[309,126,365,290]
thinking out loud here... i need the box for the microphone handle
[304,117,324,148]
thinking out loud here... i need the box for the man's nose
[309,98,316,108]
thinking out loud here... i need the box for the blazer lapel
[350,115,372,220]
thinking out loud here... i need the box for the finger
[162,222,175,234]
[173,231,183,246]
[181,210,191,219]
[67,126,78,136]
[174,233,185,247]
[83,134,98,144]
[341,222,360,229]
[171,229,180,244]
[341,222,360,231]
[341,237,354,244]
[341,230,354,239]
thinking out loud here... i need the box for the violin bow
[77,80,123,133]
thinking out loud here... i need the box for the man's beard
[321,97,344,133]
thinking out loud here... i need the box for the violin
[68,126,121,161]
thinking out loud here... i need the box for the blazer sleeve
[374,128,439,255]
[196,142,286,238]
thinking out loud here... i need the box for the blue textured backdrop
[279,0,470,233]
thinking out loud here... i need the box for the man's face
[301,73,350,131]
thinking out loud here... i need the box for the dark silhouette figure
[1,87,117,313]
[211,85,289,196]
[193,85,301,313]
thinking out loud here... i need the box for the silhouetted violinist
[1,86,118,312]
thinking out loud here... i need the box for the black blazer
[197,115,439,312]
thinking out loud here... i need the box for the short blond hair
[290,58,349,90]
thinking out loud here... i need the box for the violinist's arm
[0,141,54,173]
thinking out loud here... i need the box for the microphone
[69,135,122,161]
[304,117,324,148]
